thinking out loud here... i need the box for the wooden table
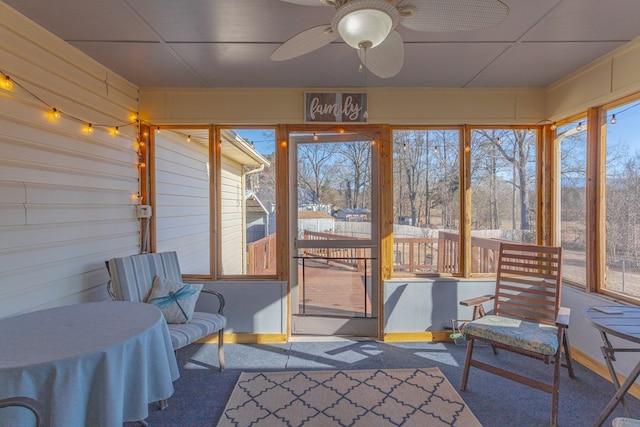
[584,306,640,427]
[0,301,179,426]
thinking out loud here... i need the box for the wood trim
[379,124,393,340]
[538,124,554,246]
[383,331,454,342]
[461,125,472,277]
[196,333,287,344]
[139,124,151,252]
[586,107,605,293]
[571,346,640,399]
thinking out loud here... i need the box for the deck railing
[300,230,368,271]
[392,231,501,274]
[248,229,502,275]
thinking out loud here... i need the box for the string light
[433,146,439,154]
[1,75,12,90]
[403,142,407,151]
[187,135,191,142]
[610,114,617,124]
[313,133,319,141]
[550,122,557,130]
[576,122,583,132]
[1,69,138,136]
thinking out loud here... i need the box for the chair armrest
[556,306,570,328]
[459,294,495,307]
[201,289,225,315]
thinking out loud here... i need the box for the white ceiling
[5,0,640,88]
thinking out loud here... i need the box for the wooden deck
[296,258,372,318]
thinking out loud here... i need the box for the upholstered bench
[106,252,226,370]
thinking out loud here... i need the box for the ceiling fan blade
[358,30,404,79]
[280,0,331,6]
[400,0,509,32]
[271,25,339,61]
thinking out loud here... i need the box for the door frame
[286,124,388,337]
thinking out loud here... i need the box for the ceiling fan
[272,0,509,78]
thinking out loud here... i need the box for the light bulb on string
[610,114,617,124]
[2,75,12,90]
[313,133,319,141]
[52,108,60,119]
[550,122,557,130]
[576,122,583,132]
[433,146,439,154]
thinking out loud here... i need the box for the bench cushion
[169,311,227,350]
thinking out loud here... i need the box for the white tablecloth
[0,301,179,426]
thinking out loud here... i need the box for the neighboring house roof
[245,190,269,216]
[297,211,334,220]
[334,208,371,216]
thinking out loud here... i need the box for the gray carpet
[130,339,640,426]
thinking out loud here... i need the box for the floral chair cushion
[613,419,640,427]
[460,314,559,356]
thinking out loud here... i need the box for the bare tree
[335,141,372,209]
[472,129,536,232]
[297,143,338,204]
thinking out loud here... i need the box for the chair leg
[218,329,225,371]
[551,344,562,427]
[460,338,476,391]
[562,330,575,378]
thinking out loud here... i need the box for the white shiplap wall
[220,160,244,275]
[0,3,140,316]
[153,130,211,275]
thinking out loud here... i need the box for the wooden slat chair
[106,252,226,371]
[459,242,575,427]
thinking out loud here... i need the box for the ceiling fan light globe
[332,0,400,50]
[338,8,392,49]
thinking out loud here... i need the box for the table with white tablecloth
[0,301,179,426]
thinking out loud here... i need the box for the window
[392,129,461,274]
[556,118,588,287]
[219,128,277,276]
[151,126,277,277]
[470,128,537,272]
[603,99,640,298]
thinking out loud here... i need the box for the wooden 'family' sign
[304,92,367,123]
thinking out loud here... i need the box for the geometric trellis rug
[217,368,482,426]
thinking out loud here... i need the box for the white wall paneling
[0,3,139,316]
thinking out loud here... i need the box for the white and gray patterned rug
[217,368,481,426]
